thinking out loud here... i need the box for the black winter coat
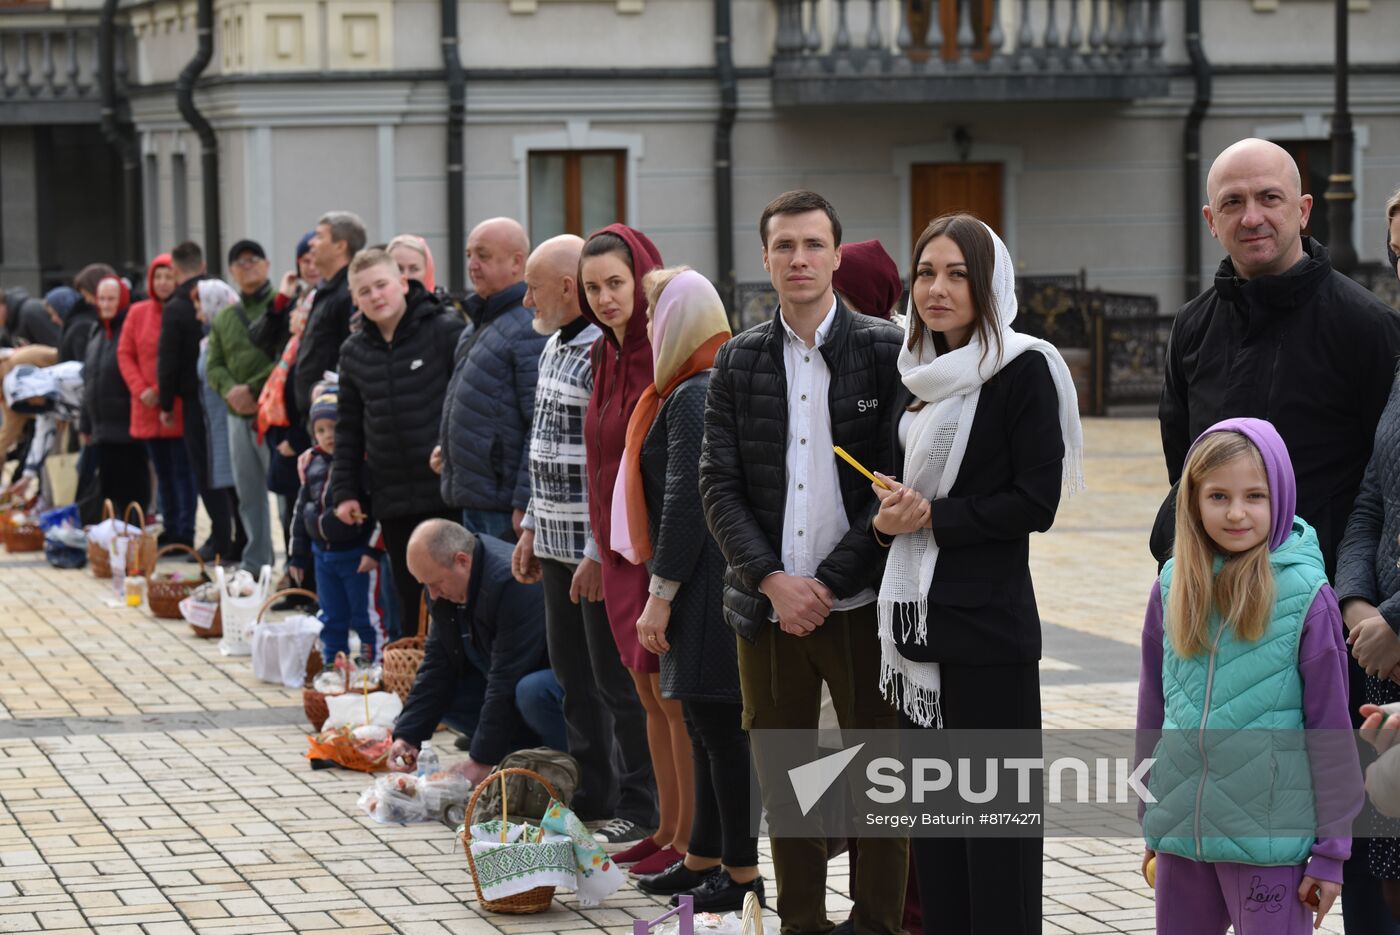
[438,282,547,512]
[393,535,550,765]
[890,354,1063,666]
[59,302,98,364]
[3,288,60,348]
[80,311,134,444]
[699,299,904,641]
[295,265,353,417]
[289,446,372,568]
[157,276,204,412]
[331,284,465,519]
[643,374,739,703]
[1153,238,1400,576]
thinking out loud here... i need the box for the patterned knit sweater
[523,319,603,565]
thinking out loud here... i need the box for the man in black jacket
[388,519,564,786]
[295,210,365,416]
[1155,137,1400,933]
[332,248,464,638]
[699,190,906,933]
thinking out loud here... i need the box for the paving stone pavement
[0,418,1345,933]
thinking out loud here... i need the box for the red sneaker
[628,846,685,877]
[612,836,662,867]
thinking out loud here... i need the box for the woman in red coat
[580,224,693,876]
[118,254,197,547]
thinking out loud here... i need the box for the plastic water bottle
[416,740,441,777]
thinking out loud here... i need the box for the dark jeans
[515,669,568,751]
[540,557,656,826]
[146,438,196,544]
[378,510,455,642]
[96,441,150,516]
[904,661,1042,935]
[682,699,757,867]
[313,543,385,662]
[463,508,515,543]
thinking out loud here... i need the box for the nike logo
[410,359,424,370]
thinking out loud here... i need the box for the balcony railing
[0,21,124,122]
[772,0,1169,104]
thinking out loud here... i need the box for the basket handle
[123,501,146,530]
[155,542,205,575]
[101,499,114,522]
[254,587,317,625]
[461,766,562,832]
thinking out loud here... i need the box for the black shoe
[674,868,766,913]
[635,859,711,897]
[831,922,854,935]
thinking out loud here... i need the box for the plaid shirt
[523,321,602,564]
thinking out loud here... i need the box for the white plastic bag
[358,773,429,824]
[322,690,402,729]
[216,564,273,656]
[250,613,323,688]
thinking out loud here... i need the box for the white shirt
[770,299,876,617]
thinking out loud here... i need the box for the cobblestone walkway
[0,419,1345,933]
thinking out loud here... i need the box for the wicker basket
[184,598,222,639]
[461,767,560,914]
[148,543,208,619]
[381,595,429,702]
[87,500,115,577]
[119,502,158,578]
[3,512,44,552]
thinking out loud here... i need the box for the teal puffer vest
[1143,517,1325,866]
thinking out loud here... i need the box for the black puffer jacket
[289,446,372,569]
[699,299,904,641]
[80,310,133,444]
[59,301,98,364]
[644,373,739,702]
[1154,238,1400,576]
[331,284,465,519]
[295,265,352,416]
[157,276,204,411]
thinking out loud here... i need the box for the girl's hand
[1298,875,1339,930]
[1140,848,1155,888]
[636,596,672,655]
[357,553,377,574]
[1347,616,1400,677]
[1359,704,1400,755]
[873,476,931,537]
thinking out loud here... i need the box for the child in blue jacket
[289,390,385,662]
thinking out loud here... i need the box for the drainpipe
[714,0,738,323]
[443,0,466,293]
[175,0,221,275]
[1182,0,1211,301]
[99,0,143,275]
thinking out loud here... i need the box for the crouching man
[388,519,566,784]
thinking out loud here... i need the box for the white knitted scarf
[878,223,1085,727]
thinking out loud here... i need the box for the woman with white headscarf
[869,214,1083,933]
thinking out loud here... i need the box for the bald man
[510,234,658,849]
[1155,139,1400,929]
[434,217,547,542]
[389,519,562,787]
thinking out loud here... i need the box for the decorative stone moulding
[213,0,392,73]
[508,0,644,16]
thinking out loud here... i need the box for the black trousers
[540,557,656,826]
[96,441,150,516]
[180,395,238,556]
[903,660,1042,935]
[378,510,455,642]
[683,699,757,867]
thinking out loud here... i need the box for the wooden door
[910,162,1004,248]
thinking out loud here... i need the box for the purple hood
[1186,417,1297,551]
